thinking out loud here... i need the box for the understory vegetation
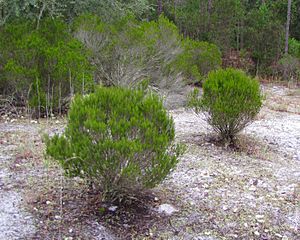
[0,19,94,117]
[0,1,299,238]
[0,14,221,116]
[1,0,300,116]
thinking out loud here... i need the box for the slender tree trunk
[36,77,41,119]
[51,85,54,116]
[284,0,292,81]
[207,0,213,32]
[27,84,33,121]
[69,68,74,97]
[0,5,10,26]
[240,18,244,49]
[46,75,50,119]
[236,21,240,51]
[285,0,292,54]
[59,82,62,116]
[36,2,46,30]
[82,73,85,95]
[0,5,3,20]
[0,4,5,24]
[256,60,259,77]
[173,0,177,23]
[157,0,163,16]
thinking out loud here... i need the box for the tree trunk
[82,73,85,95]
[36,2,46,30]
[36,77,41,119]
[207,0,213,32]
[173,0,177,23]
[285,0,292,54]
[157,0,163,16]
[0,5,10,26]
[46,74,50,119]
[240,18,244,49]
[0,5,3,20]
[59,82,62,116]
[69,68,74,97]
[284,0,292,81]
[51,85,54,116]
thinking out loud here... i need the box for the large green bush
[0,18,94,116]
[45,87,183,199]
[188,68,262,143]
[74,15,184,92]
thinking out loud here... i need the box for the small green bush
[289,38,300,58]
[188,68,262,143]
[278,54,300,82]
[45,87,183,199]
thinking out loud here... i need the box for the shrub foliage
[175,38,222,84]
[74,15,220,92]
[0,18,94,116]
[278,54,300,82]
[45,87,183,198]
[289,38,300,58]
[188,68,262,143]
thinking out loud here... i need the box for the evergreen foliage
[2,0,300,115]
[244,4,283,74]
[188,68,262,143]
[175,38,221,84]
[163,0,290,75]
[45,87,183,199]
[278,54,300,82]
[289,38,300,58]
[0,18,94,116]
[0,0,154,26]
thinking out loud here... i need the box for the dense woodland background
[0,0,299,117]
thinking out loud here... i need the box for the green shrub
[175,39,222,84]
[74,15,184,93]
[0,18,94,116]
[45,87,183,199]
[244,4,284,75]
[278,54,300,82]
[188,68,262,143]
[289,38,300,58]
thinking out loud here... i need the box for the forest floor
[0,84,299,240]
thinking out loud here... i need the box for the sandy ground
[0,122,117,239]
[153,85,300,239]
[0,125,37,239]
[0,84,299,239]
